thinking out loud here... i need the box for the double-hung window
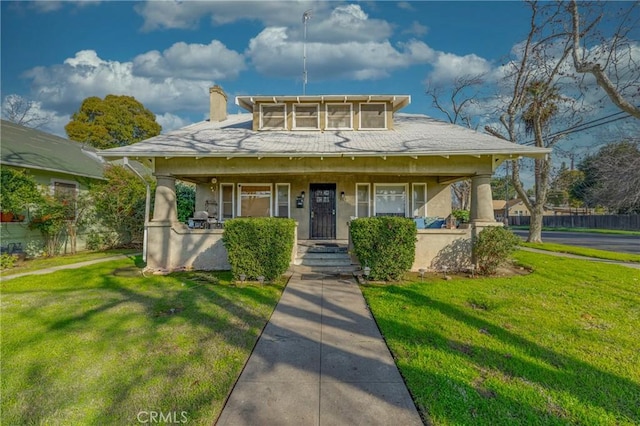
[238,184,272,217]
[412,183,427,217]
[260,104,286,130]
[53,181,77,219]
[220,183,234,220]
[326,104,353,130]
[355,183,370,217]
[374,184,407,217]
[275,183,290,218]
[293,104,319,129]
[359,103,386,129]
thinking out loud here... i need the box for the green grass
[1,257,286,425]
[362,251,640,425]
[510,226,640,236]
[0,249,139,277]
[520,242,640,263]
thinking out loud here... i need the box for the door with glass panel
[310,183,336,239]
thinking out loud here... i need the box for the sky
[1,0,639,173]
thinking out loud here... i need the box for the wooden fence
[508,214,640,231]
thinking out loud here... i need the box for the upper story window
[360,103,387,129]
[293,104,319,130]
[260,104,286,130]
[326,104,353,130]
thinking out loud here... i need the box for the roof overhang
[235,94,411,113]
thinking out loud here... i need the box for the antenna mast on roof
[302,9,312,95]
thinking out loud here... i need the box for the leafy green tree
[65,95,161,149]
[571,141,640,213]
[89,165,154,247]
[491,176,516,201]
[0,168,43,215]
[176,182,196,223]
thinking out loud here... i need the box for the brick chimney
[209,85,227,122]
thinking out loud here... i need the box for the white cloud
[132,40,245,81]
[27,1,101,13]
[246,29,433,81]
[428,52,492,84]
[22,48,233,117]
[155,112,193,133]
[403,21,428,37]
[136,1,328,32]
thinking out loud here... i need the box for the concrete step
[297,246,348,255]
[299,252,349,260]
[300,257,353,267]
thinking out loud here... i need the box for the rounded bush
[473,226,520,275]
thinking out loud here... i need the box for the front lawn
[520,242,640,263]
[363,251,640,425]
[1,257,285,424]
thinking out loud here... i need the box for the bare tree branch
[570,0,640,119]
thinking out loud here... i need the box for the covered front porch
[145,169,497,272]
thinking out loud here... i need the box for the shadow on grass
[2,258,285,424]
[372,285,640,424]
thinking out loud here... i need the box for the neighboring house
[493,198,547,221]
[100,86,549,271]
[0,120,106,254]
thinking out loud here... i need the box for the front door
[310,183,336,239]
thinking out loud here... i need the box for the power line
[521,111,634,146]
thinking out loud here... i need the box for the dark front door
[310,183,336,239]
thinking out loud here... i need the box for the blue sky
[1,0,638,170]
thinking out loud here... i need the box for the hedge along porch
[100,87,549,272]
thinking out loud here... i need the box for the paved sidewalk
[0,253,139,281]
[216,272,423,425]
[519,247,640,269]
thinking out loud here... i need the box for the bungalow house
[0,119,106,254]
[100,86,549,272]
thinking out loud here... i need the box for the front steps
[295,240,360,274]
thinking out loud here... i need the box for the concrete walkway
[0,253,139,281]
[519,247,640,269]
[216,272,423,425]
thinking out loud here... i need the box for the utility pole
[302,10,312,95]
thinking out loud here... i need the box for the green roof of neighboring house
[1,120,105,180]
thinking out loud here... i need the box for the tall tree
[426,74,485,211]
[485,1,580,243]
[571,140,640,213]
[65,95,161,149]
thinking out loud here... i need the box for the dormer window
[326,104,353,130]
[260,104,286,130]
[293,104,319,130]
[360,103,387,129]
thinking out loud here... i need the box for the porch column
[153,175,178,223]
[470,174,496,224]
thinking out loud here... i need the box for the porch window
[260,104,286,130]
[220,183,234,220]
[359,103,386,129]
[326,104,353,130]
[275,183,290,218]
[355,183,370,217]
[238,184,272,217]
[53,181,77,219]
[293,104,319,129]
[412,183,427,217]
[374,184,407,217]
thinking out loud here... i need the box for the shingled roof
[1,120,105,180]
[99,113,550,160]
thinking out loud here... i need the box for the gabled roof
[1,120,105,180]
[99,113,550,160]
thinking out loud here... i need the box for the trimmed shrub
[222,217,296,281]
[473,226,520,275]
[350,217,417,281]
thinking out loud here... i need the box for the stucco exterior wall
[413,228,472,271]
